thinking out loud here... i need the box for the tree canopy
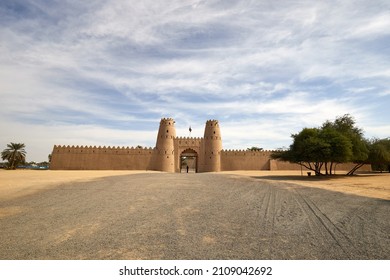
[247,147,263,151]
[369,138,390,172]
[271,114,372,176]
[1,143,27,169]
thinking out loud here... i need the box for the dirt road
[0,173,388,259]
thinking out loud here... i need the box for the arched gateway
[169,119,221,173]
[180,148,198,173]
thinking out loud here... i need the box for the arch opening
[180,148,198,173]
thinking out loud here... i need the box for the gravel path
[0,173,389,259]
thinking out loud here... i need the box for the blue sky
[1,0,389,162]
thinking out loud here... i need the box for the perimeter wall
[50,145,155,170]
[51,145,371,172]
[221,150,272,171]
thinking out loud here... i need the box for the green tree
[369,138,390,172]
[319,127,352,174]
[322,114,369,175]
[247,147,263,151]
[1,143,27,169]
[271,114,366,176]
[272,128,320,175]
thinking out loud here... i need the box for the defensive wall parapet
[221,149,275,155]
[53,145,155,155]
[175,137,203,146]
[51,145,155,170]
[175,137,203,140]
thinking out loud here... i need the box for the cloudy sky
[1,0,389,162]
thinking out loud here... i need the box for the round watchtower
[202,119,222,172]
[155,118,176,172]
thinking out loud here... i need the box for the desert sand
[222,170,390,200]
[0,170,388,259]
[1,169,388,201]
[0,170,155,201]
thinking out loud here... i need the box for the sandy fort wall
[50,145,155,170]
[50,118,372,172]
[221,150,272,171]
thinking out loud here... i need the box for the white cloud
[1,0,389,161]
[0,120,157,162]
[349,13,390,38]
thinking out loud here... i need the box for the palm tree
[1,143,27,169]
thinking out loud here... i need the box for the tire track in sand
[257,184,277,258]
[292,188,363,259]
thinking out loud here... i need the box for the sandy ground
[222,170,390,200]
[1,170,389,201]
[0,170,389,259]
[0,170,155,218]
[0,170,155,202]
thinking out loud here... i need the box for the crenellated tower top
[204,119,221,140]
[160,117,175,124]
[205,119,219,125]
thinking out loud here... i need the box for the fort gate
[180,148,198,173]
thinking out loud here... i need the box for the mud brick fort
[50,118,369,172]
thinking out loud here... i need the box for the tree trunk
[11,151,16,169]
[299,162,318,175]
[347,163,364,175]
[314,162,324,176]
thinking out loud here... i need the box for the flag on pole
[189,126,192,133]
